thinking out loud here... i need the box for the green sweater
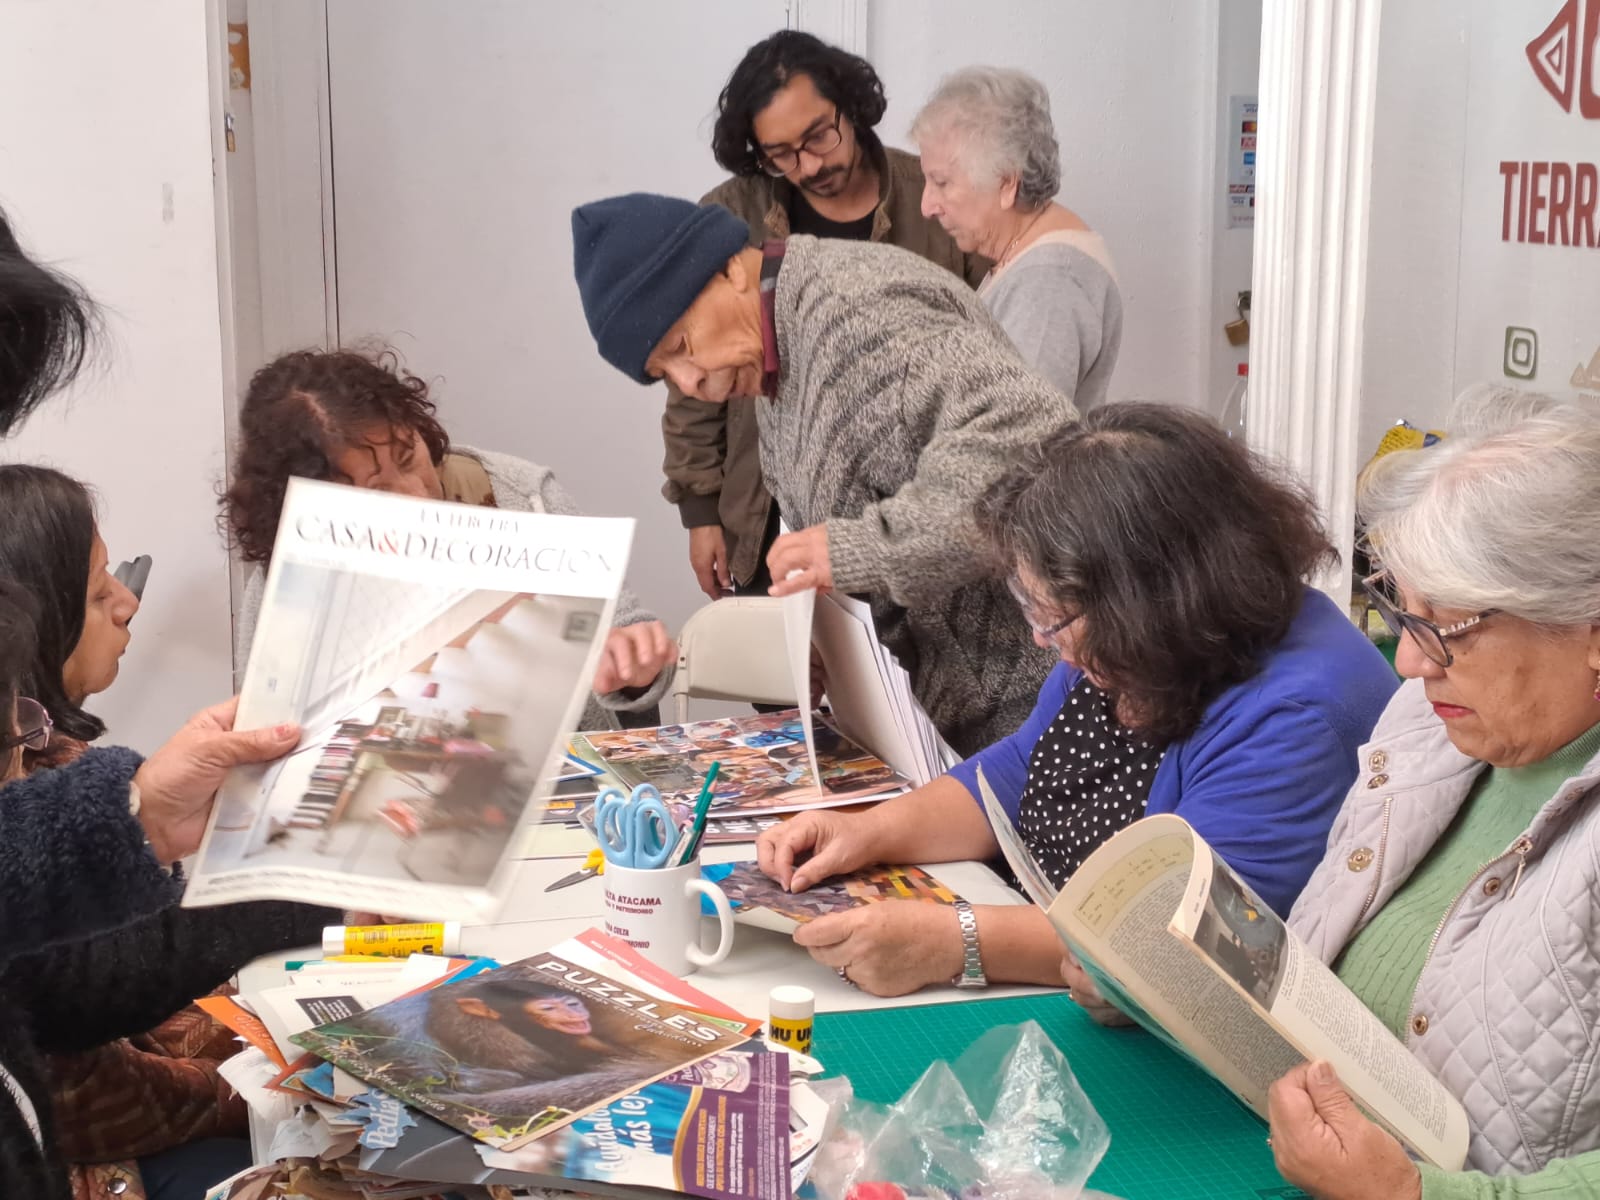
[1333,721,1600,1200]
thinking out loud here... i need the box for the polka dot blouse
[1016,675,1167,889]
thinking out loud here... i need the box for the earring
[1594,668,1600,703]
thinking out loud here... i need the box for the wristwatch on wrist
[951,899,989,989]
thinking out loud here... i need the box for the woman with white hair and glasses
[911,66,1121,404]
[756,404,1395,999]
[1267,392,1600,1200]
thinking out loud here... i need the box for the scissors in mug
[594,782,679,869]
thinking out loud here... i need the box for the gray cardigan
[1290,678,1600,1176]
[758,235,1072,757]
[979,239,1122,407]
[234,446,673,730]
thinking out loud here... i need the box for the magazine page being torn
[184,477,632,920]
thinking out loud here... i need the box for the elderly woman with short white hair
[1265,391,1600,1200]
[910,66,1121,405]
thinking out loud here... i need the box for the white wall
[315,0,787,646]
[1360,2,1600,458]
[1358,2,1471,458]
[0,0,234,753]
[870,0,1228,411]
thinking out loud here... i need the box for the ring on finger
[835,965,857,988]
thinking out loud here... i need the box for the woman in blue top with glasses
[757,403,1398,1001]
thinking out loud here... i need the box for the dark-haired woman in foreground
[758,404,1398,998]
[0,466,138,768]
[0,465,333,1200]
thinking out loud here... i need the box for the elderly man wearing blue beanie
[571,191,1075,757]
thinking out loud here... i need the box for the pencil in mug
[675,761,722,866]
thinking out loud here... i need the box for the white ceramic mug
[601,857,735,977]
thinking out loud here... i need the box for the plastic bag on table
[800,1021,1112,1200]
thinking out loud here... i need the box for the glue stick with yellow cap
[321,922,461,958]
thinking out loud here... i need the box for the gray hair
[909,66,1061,209]
[1359,387,1600,625]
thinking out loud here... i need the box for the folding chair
[666,596,797,722]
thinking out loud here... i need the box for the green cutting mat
[817,993,1307,1200]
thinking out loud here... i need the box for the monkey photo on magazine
[292,952,750,1150]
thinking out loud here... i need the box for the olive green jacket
[659,144,987,585]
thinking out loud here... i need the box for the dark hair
[0,207,98,438]
[221,347,450,564]
[0,581,39,734]
[0,466,104,743]
[977,403,1336,744]
[711,30,887,176]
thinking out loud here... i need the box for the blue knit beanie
[571,193,751,385]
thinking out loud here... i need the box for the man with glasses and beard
[663,30,987,603]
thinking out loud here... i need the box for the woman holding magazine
[0,465,339,1200]
[221,347,677,729]
[0,207,322,1199]
[758,404,1397,998]
[1266,392,1600,1199]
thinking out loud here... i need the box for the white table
[240,847,1044,1016]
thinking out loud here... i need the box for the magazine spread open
[184,477,631,920]
[976,768,1470,1170]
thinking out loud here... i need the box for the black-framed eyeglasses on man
[1359,571,1496,668]
[759,109,844,177]
[1,697,53,753]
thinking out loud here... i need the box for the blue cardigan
[949,588,1398,916]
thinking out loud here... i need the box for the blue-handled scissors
[594,783,678,869]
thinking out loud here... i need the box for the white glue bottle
[767,984,815,1055]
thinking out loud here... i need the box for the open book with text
[184,477,631,921]
[977,768,1470,1170]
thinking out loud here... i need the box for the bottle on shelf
[1221,361,1248,440]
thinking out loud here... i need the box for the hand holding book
[1266,1061,1423,1200]
[1059,950,1133,1027]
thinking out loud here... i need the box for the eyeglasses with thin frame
[1,697,52,753]
[759,109,844,177]
[1008,577,1078,640]
[1360,571,1496,668]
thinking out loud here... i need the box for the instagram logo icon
[1503,327,1540,380]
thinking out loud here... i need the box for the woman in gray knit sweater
[222,349,676,730]
[912,67,1122,408]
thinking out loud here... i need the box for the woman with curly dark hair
[756,404,1398,1000]
[222,347,676,727]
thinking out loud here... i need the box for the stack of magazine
[204,930,830,1200]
